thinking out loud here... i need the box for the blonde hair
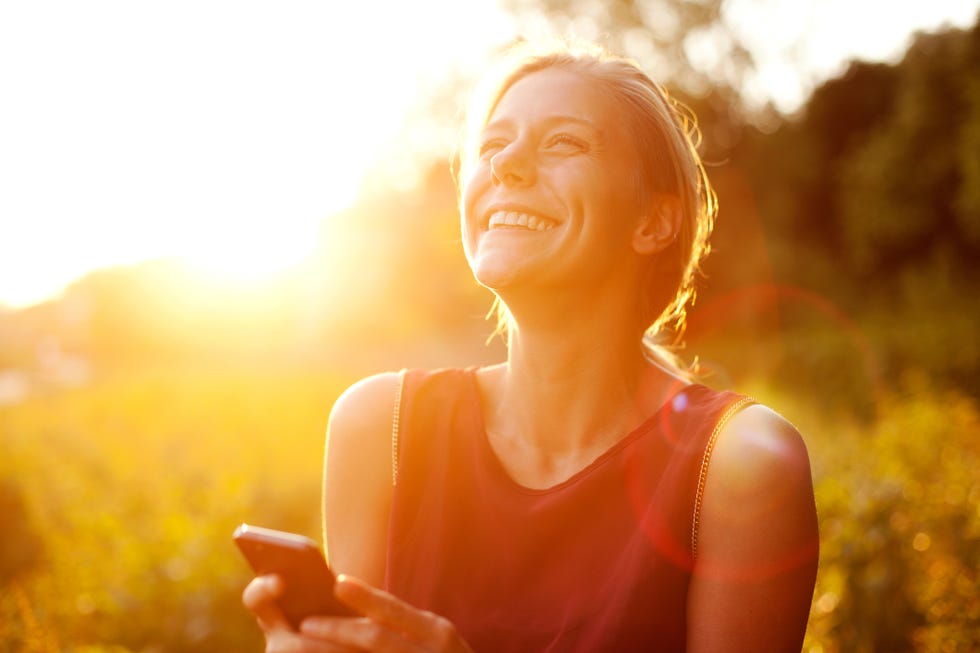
[456,39,718,373]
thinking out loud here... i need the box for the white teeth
[487,210,556,231]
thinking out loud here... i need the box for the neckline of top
[462,366,704,495]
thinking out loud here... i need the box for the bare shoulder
[327,372,402,441]
[688,402,819,653]
[699,403,817,558]
[709,403,813,496]
[323,371,403,584]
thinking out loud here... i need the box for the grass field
[1,364,977,651]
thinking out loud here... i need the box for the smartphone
[233,523,358,628]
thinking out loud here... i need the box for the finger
[334,576,420,632]
[267,628,359,653]
[243,574,292,633]
[301,616,428,653]
[333,575,455,645]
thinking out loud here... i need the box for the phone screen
[234,523,358,627]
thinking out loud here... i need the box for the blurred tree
[838,24,980,275]
[729,61,901,301]
[741,20,980,292]
[502,0,756,107]
[730,19,980,394]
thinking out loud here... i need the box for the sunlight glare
[0,0,514,309]
[177,220,320,284]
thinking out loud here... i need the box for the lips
[486,210,558,232]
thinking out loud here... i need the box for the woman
[245,40,819,652]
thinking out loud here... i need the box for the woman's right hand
[243,574,475,652]
[242,574,357,653]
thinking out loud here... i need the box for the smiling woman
[243,38,819,653]
[461,66,663,321]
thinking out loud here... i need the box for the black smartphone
[233,523,358,628]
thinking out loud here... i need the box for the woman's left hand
[300,575,475,652]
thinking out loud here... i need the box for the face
[461,67,646,295]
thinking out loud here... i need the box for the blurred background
[1,0,979,651]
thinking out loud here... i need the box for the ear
[632,195,681,255]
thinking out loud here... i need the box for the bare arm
[687,404,819,652]
[322,372,402,585]
[242,372,399,650]
[245,371,475,651]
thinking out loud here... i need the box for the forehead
[487,67,620,130]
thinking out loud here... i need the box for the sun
[0,0,518,310]
[177,219,322,285]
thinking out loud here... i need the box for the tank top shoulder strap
[391,368,408,486]
[389,367,477,488]
[690,393,756,559]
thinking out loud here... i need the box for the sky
[1,0,978,310]
[723,0,980,111]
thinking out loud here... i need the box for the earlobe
[633,195,681,255]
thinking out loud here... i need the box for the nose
[490,142,536,187]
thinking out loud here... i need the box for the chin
[471,262,520,291]
[465,242,518,286]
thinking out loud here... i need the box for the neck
[481,296,681,457]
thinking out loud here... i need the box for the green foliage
[741,21,980,296]
[838,27,980,273]
[0,367,352,651]
[0,479,43,584]
[758,378,980,652]
[719,20,980,404]
[953,71,980,245]
[3,364,978,651]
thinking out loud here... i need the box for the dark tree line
[726,20,980,392]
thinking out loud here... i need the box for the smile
[487,210,558,232]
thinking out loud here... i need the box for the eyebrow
[483,114,602,135]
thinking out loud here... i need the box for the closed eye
[546,133,588,152]
[479,138,507,158]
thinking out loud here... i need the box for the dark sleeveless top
[384,367,751,652]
